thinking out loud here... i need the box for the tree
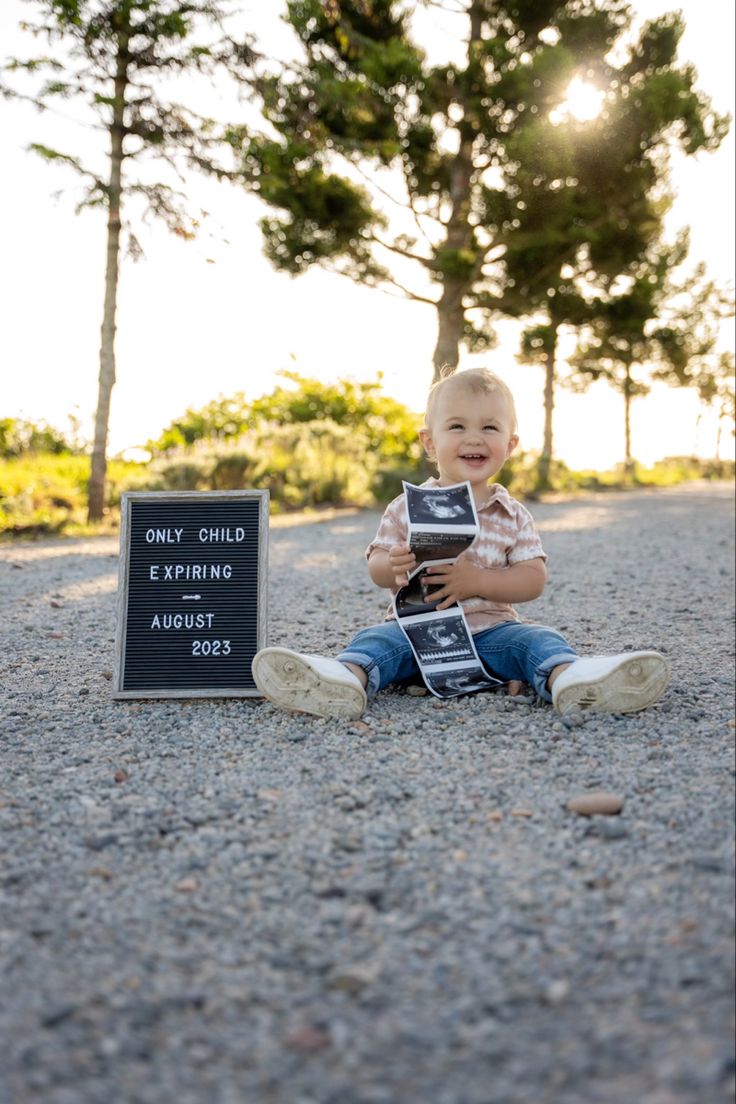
[567,239,733,468]
[236,0,728,418]
[692,352,736,459]
[3,0,255,520]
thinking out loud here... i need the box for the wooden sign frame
[114,490,268,699]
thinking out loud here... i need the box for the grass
[0,454,151,537]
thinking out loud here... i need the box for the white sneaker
[551,651,670,716]
[251,647,367,720]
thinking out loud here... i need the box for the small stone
[41,1004,77,1028]
[510,808,533,818]
[257,788,282,802]
[48,632,64,639]
[101,670,113,680]
[175,877,199,893]
[78,688,90,696]
[85,833,118,851]
[50,600,63,609]
[283,1025,331,1053]
[545,979,570,1004]
[350,721,371,733]
[114,769,129,784]
[487,811,503,822]
[88,866,113,880]
[327,961,382,993]
[728,718,735,728]
[567,791,623,817]
[406,685,428,696]
[593,819,629,840]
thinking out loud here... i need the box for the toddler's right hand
[389,544,416,587]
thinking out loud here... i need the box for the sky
[0,0,734,469]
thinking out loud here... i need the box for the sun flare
[551,77,605,124]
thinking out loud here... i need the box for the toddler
[252,368,670,719]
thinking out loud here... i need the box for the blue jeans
[337,620,578,702]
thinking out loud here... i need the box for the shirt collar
[421,477,516,516]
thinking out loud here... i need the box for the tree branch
[324,259,437,305]
[377,272,437,305]
[370,233,436,269]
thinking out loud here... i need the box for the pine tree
[3,0,255,520]
[236,1,728,427]
[567,239,733,468]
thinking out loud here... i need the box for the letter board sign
[114,490,268,698]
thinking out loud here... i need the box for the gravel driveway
[1,483,734,1104]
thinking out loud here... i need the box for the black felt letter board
[114,491,268,698]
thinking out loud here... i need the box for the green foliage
[568,243,734,462]
[248,420,378,508]
[435,248,478,283]
[496,451,735,498]
[689,352,735,425]
[0,417,76,457]
[0,455,150,536]
[236,0,728,375]
[147,394,251,452]
[3,2,256,231]
[3,1,259,521]
[249,372,421,459]
[246,139,386,274]
[2,445,732,539]
[144,373,427,510]
[149,372,423,463]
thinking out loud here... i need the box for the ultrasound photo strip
[397,609,501,699]
[393,481,503,699]
[403,481,479,557]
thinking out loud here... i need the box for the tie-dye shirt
[365,478,547,633]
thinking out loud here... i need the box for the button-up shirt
[366,479,547,633]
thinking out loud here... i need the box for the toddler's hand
[389,544,416,587]
[422,555,480,609]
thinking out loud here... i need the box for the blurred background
[0,0,733,533]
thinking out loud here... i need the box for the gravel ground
[1,483,734,1104]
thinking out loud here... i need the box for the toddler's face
[420,384,518,491]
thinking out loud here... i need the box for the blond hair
[424,367,518,434]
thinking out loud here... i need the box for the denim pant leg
[474,621,579,702]
[337,621,419,698]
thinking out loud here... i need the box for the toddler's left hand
[423,557,479,610]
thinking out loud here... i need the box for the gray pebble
[1,485,733,1104]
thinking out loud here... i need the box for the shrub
[250,420,378,507]
[210,452,257,490]
[150,461,207,491]
[0,455,150,536]
[0,417,75,457]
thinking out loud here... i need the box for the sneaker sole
[554,652,671,716]
[251,647,366,720]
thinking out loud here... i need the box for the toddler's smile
[420,382,519,497]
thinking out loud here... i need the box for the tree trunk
[535,325,559,492]
[623,365,633,472]
[88,43,127,522]
[431,3,482,384]
[715,406,723,460]
[433,280,466,382]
